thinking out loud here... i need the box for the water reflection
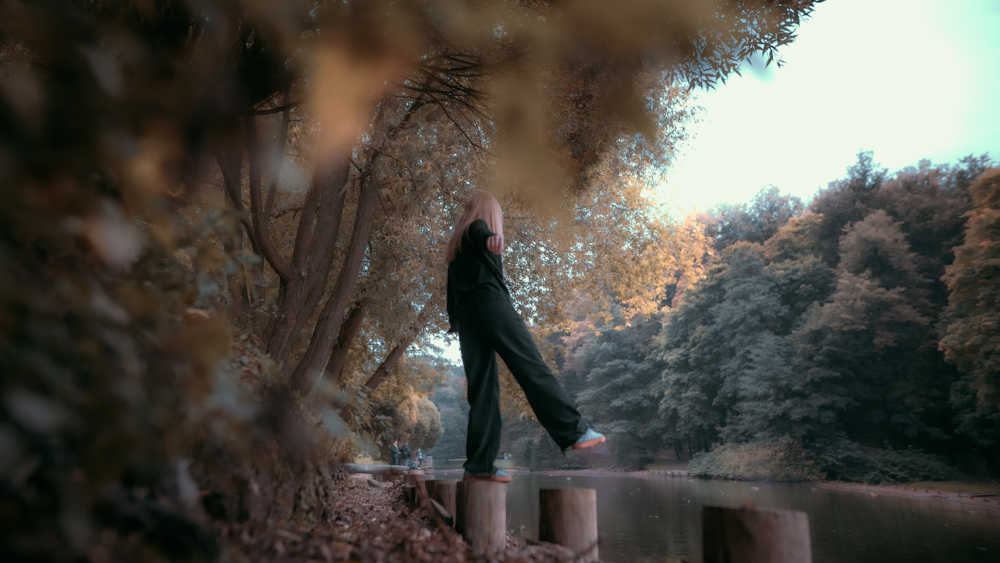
[433,470,1000,563]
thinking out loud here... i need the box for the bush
[837,447,955,484]
[689,439,955,484]
[688,441,825,482]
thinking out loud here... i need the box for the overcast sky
[660,0,1000,212]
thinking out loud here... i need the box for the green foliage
[651,154,1000,483]
[939,168,1000,408]
[835,447,956,485]
[362,393,443,460]
[427,366,470,462]
[508,418,568,470]
[689,439,954,484]
[701,185,806,251]
[949,375,1000,449]
[574,307,663,467]
[655,244,834,452]
[688,441,825,482]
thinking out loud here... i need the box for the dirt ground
[215,473,602,562]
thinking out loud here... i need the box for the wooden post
[426,480,458,526]
[405,474,432,506]
[539,488,599,561]
[702,505,811,563]
[456,481,506,553]
[405,474,432,486]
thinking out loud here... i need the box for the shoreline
[810,480,1000,518]
[429,467,1000,518]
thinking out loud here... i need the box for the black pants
[458,299,587,474]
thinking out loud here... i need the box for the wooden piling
[456,481,506,553]
[404,474,432,507]
[539,488,599,561]
[426,480,458,526]
[405,473,432,486]
[702,505,811,563]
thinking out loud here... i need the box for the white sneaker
[572,428,605,450]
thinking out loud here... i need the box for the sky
[660,0,1000,212]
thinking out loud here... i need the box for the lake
[432,470,1000,563]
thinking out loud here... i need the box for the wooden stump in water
[538,488,599,561]
[456,481,506,553]
[702,505,811,563]
[404,475,432,507]
[426,480,458,526]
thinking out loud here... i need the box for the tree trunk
[290,170,379,393]
[261,151,350,365]
[362,296,442,393]
[326,302,367,387]
[218,143,250,316]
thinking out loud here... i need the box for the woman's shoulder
[468,218,490,232]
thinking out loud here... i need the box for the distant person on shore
[401,442,411,468]
[445,192,604,483]
[391,440,399,466]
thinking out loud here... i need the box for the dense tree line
[492,153,999,482]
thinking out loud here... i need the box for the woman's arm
[469,219,504,255]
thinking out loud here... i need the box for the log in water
[539,488,599,561]
[702,505,811,563]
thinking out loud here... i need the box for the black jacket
[446,219,511,332]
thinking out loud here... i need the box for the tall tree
[940,168,1000,408]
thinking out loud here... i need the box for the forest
[2,0,998,561]
[431,153,1000,484]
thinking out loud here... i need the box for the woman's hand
[487,234,505,255]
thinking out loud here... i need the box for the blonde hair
[445,192,504,262]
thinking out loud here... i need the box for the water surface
[434,470,1000,563]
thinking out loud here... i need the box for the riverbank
[449,466,1000,519]
[811,480,1000,518]
[215,473,604,562]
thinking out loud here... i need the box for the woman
[446,193,604,483]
